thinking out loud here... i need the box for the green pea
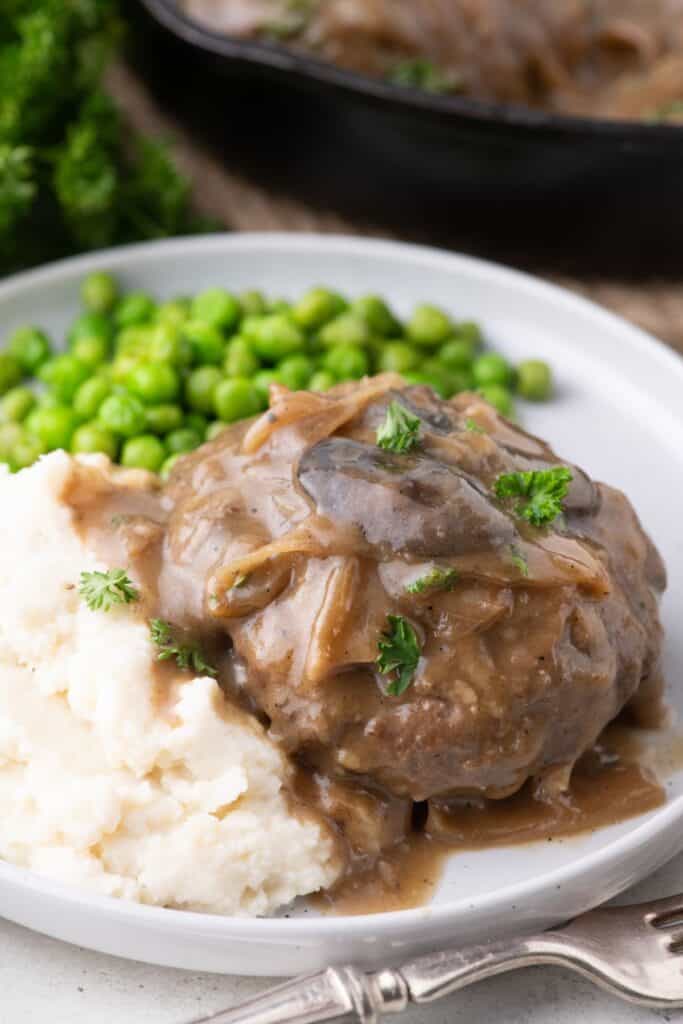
[292,288,346,330]
[406,304,452,347]
[453,321,483,351]
[166,427,202,454]
[239,290,268,317]
[7,326,52,373]
[352,295,400,336]
[127,363,180,405]
[253,369,281,404]
[205,420,228,442]
[115,292,156,328]
[81,271,119,314]
[420,359,471,398]
[160,453,182,481]
[121,434,167,472]
[147,323,193,368]
[38,355,89,402]
[191,288,240,331]
[145,403,184,435]
[376,342,420,374]
[247,315,305,362]
[10,433,46,472]
[98,394,147,438]
[309,370,336,392]
[224,337,260,378]
[323,345,369,380]
[439,338,477,371]
[472,353,512,388]
[0,352,23,397]
[401,370,449,398]
[110,354,144,384]
[71,334,110,369]
[73,377,112,421]
[25,405,79,450]
[185,366,223,414]
[71,423,119,460]
[268,298,292,314]
[67,312,112,345]
[1,386,35,423]
[318,313,371,349]
[183,320,226,366]
[477,384,514,416]
[0,422,23,460]
[516,360,553,401]
[156,299,191,328]
[115,325,153,358]
[185,412,208,437]
[277,354,314,391]
[240,316,262,342]
[214,378,264,422]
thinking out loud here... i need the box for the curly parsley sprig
[406,566,459,594]
[149,618,217,677]
[376,401,421,453]
[377,615,421,697]
[79,568,139,612]
[494,467,573,527]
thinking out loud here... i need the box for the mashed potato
[0,453,339,915]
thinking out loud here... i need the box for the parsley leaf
[377,615,421,697]
[388,58,463,95]
[376,401,421,453]
[149,618,217,677]
[79,568,139,611]
[0,2,208,275]
[464,417,485,434]
[406,566,459,594]
[509,546,529,578]
[494,466,573,527]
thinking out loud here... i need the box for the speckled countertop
[3,852,683,1023]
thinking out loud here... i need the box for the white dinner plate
[0,234,682,976]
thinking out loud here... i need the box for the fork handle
[185,936,567,1024]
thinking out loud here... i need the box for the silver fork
[185,894,683,1023]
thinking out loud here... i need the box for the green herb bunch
[0,0,202,275]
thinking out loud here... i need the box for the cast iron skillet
[126,0,683,275]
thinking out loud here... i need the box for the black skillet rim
[138,0,683,142]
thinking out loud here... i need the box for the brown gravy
[61,381,670,918]
[315,724,666,915]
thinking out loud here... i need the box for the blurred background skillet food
[125,0,683,275]
[180,0,683,122]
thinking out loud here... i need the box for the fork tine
[643,895,683,926]
[665,930,683,952]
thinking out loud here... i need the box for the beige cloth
[107,62,683,356]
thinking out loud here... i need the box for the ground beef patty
[166,377,666,803]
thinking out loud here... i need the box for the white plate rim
[1,232,682,948]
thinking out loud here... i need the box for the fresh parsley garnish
[263,0,315,39]
[376,401,421,453]
[649,99,683,124]
[465,418,485,434]
[509,546,530,578]
[388,58,463,95]
[406,567,459,594]
[149,619,217,677]
[377,615,421,697]
[232,573,250,590]
[0,7,205,277]
[494,467,573,527]
[79,569,139,612]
